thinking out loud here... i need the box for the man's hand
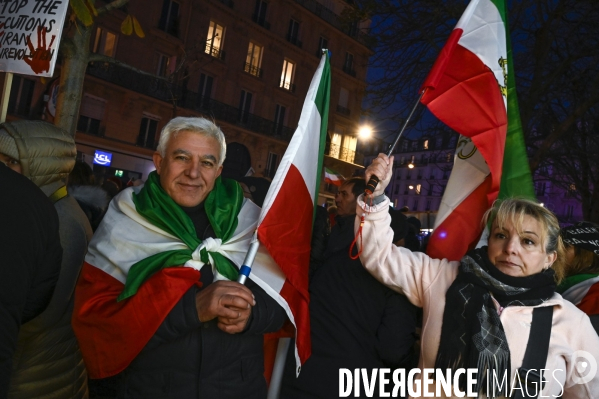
[195,281,256,334]
[365,154,394,199]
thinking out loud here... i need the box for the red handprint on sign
[24,26,56,74]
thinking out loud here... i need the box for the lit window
[205,21,225,59]
[423,139,428,150]
[245,42,263,77]
[280,59,295,91]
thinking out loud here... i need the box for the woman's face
[487,215,557,277]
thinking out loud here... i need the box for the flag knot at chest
[117,171,243,301]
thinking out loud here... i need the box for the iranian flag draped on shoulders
[422,0,535,261]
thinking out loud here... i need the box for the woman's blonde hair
[482,198,566,283]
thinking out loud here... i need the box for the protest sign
[0,0,69,77]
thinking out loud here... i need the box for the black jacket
[281,214,418,399]
[0,164,62,397]
[116,201,287,399]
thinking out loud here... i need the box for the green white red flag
[324,167,344,186]
[257,51,331,370]
[421,0,535,261]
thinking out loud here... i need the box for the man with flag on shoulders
[72,116,286,398]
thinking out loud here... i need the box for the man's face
[152,130,223,207]
[0,153,22,174]
[335,183,357,217]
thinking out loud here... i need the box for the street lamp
[358,125,372,139]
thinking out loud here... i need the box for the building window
[343,52,355,76]
[158,0,179,36]
[197,73,213,109]
[280,59,295,91]
[340,135,357,163]
[137,116,159,149]
[239,90,253,123]
[394,185,399,194]
[156,53,176,77]
[245,42,263,77]
[274,104,286,135]
[426,199,431,211]
[265,152,278,178]
[252,0,269,29]
[416,184,421,195]
[413,199,419,211]
[317,36,328,57]
[287,19,301,47]
[423,139,428,150]
[205,21,225,59]
[337,87,350,116]
[330,132,342,159]
[93,28,117,57]
[77,95,105,136]
[8,75,34,117]
[436,136,443,148]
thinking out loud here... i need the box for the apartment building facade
[3,0,372,203]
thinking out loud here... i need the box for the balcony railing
[244,62,263,78]
[86,62,294,141]
[280,81,296,93]
[205,45,226,60]
[252,14,271,30]
[328,142,356,163]
[336,105,350,116]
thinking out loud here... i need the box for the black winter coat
[281,215,418,399]
[0,164,62,397]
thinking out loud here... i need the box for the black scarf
[435,247,556,397]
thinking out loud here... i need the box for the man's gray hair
[156,117,227,166]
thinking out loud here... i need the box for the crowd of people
[2,117,599,399]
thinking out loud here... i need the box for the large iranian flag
[422,0,535,261]
[258,51,331,371]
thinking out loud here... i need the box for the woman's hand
[365,154,394,199]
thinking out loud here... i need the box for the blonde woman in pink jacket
[355,154,599,399]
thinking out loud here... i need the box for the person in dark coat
[0,163,62,398]
[281,178,418,399]
[72,117,287,399]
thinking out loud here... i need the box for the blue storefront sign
[93,150,113,166]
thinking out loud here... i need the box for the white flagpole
[267,337,291,399]
[237,230,259,284]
